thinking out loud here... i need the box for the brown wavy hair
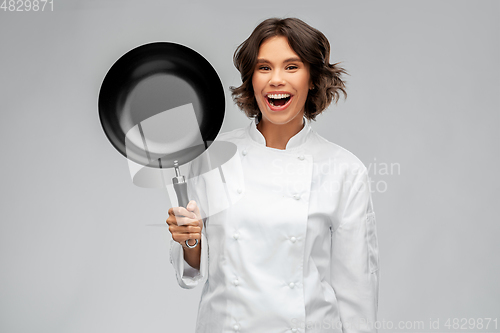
[230,17,348,121]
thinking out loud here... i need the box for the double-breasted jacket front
[170,117,379,333]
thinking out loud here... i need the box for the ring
[185,239,198,248]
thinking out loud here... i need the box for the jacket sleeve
[169,224,208,289]
[169,157,210,289]
[330,166,379,332]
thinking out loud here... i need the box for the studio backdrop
[0,1,499,332]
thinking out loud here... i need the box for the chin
[264,110,302,125]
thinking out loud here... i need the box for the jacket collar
[248,116,311,150]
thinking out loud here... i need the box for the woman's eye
[258,66,270,71]
[287,65,298,70]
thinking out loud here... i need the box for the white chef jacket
[170,117,379,333]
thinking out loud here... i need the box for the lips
[265,92,293,111]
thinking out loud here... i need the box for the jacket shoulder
[309,130,369,173]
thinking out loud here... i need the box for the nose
[269,69,285,87]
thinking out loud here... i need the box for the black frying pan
[98,42,225,244]
[98,42,225,168]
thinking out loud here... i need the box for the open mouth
[266,93,292,109]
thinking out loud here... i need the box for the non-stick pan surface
[98,42,225,168]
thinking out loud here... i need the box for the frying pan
[98,42,226,244]
[98,42,225,168]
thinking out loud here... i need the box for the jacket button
[289,282,295,289]
[293,194,300,200]
[298,155,305,160]
[242,149,247,156]
[233,279,239,286]
[291,328,298,333]
[290,236,296,243]
[233,233,240,240]
[233,324,240,331]
[237,188,243,194]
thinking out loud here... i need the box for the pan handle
[173,181,189,208]
[172,161,197,248]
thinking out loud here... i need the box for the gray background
[1,0,499,332]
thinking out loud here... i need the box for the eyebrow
[256,57,303,64]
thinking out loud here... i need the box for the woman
[167,17,379,333]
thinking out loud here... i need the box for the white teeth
[267,93,291,99]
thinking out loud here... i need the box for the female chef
[167,17,379,333]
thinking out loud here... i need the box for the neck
[257,116,304,150]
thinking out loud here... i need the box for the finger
[170,225,201,234]
[166,213,196,226]
[172,232,201,243]
[183,226,201,234]
[177,216,201,227]
[166,215,179,226]
[170,224,201,232]
[171,206,197,220]
[167,216,199,227]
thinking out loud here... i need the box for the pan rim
[97,41,225,167]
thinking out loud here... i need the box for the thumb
[186,200,200,219]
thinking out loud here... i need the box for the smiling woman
[167,17,379,333]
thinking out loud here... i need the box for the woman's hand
[167,200,203,249]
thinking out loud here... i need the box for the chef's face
[252,36,312,126]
